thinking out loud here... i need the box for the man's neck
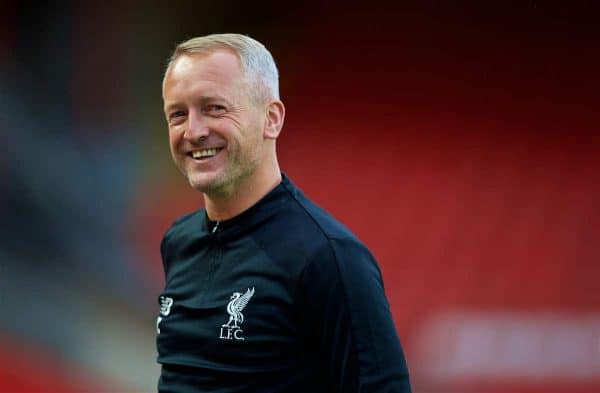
[203,168,282,222]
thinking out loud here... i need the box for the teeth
[192,148,219,159]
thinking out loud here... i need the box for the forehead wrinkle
[164,94,233,113]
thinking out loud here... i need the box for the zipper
[201,221,220,299]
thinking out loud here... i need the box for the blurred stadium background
[1,1,598,392]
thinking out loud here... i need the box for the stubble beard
[190,139,262,199]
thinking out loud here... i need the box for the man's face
[162,50,266,196]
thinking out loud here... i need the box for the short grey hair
[167,33,280,103]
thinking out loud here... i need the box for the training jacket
[156,174,411,393]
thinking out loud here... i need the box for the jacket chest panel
[158,238,303,370]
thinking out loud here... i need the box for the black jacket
[156,174,411,392]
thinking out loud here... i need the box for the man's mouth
[189,148,224,160]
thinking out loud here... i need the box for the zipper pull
[212,221,220,234]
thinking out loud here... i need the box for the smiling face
[162,50,268,196]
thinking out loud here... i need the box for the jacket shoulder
[283,182,357,241]
[161,210,204,256]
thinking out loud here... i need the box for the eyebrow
[164,95,231,113]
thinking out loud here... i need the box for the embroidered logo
[156,296,173,334]
[219,287,255,341]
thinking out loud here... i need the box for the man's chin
[186,174,213,192]
[187,173,227,195]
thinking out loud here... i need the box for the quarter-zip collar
[201,173,293,240]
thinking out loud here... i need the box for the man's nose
[184,109,209,141]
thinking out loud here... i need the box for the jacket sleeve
[296,237,411,392]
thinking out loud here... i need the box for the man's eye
[170,111,186,119]
[205,105,226,114]
[168,111,186,124]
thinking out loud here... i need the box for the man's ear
[264,100,285,140]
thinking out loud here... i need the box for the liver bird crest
[222,287,255,328]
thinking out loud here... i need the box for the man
[157,33,411,392]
